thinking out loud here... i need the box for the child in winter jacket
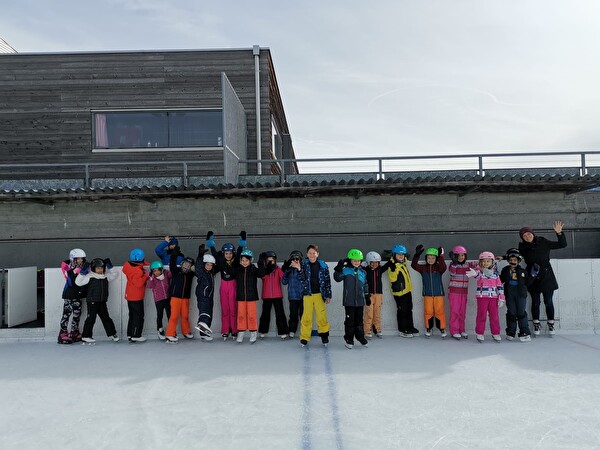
[447,245,478,340]
[383,244,418,338]
[146,260,172,340]
[76,258,119,344]
[122,248,149,342]
[411,245,447,338]
[499,248,532,342]
[58,248,88,344]
[235,247,268,344]
[165,247,196,343]
[363,251,384,339]
[467,251,505,343]
[258,251,289,339]
[282,250,304,338]
[154,235,183,266]
[334,249,370,349]
[195,244,218,341]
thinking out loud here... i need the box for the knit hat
[519,226,534,239]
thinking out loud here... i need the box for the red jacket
[122,261,149,301]
[261,266,284,299]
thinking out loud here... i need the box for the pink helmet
[479,251,495,260]
[452,245,467,254]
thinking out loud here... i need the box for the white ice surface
[2,334,600,450]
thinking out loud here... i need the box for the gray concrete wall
[0,190,598,269]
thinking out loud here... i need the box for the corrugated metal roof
[0,37,17,54]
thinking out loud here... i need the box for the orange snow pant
[423,295,446,330]
[166,297,191,337]
[237,300,258,331]
[363,293,383,334]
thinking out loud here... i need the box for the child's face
[267,257,276,265]
[426,254,436,265]
[480,258,493,269]
[457,253,466,263]
[307,248,319,263]
[351,259,361,268]
[508,256,519,266]
[240,257,251,267]
[204,262,214,271]
[394,253,405,262]
[74,257,84,265]
[152,268,163,277]
[369,261,380,269]
[94,266,104,274]
[224,251,233,261]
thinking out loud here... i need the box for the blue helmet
[129,248,145,262]
[222,243,235,253]
[391,244,407,255]
[169,237,178,246]
[240,248,254,261]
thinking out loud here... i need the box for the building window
[93,110,223,150]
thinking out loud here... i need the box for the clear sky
[1,0,600,160]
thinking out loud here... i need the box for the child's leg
[363,300,374,334]
[313,294,330,335]
[272,299,289,335]
[247,301,258,332]
[156,300,168,330]
[180,298,191,335]
[300,295,315,342]
[505,296,518,336]
[343,305,356,343]
[197,297,212,329]
[423,296,434,329]
[258,299,273,334]
[70,299,83,333]
[458,294,468,333]
[288,301,299,333]
[166,297,182,337]
[237,301,248,332]
[126,301,134,337]
[355,306,366,341]
[516,295,531,335]
[433,296,446,330]
[448,292,461,335]
[97,302,117,337]
[82,301,98,338]
[220,281,237,334]
[488,298,501,335]
[475,298,488,335]
[59,299,73,332]
[372,293,383,334]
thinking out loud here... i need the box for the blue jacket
[282,268,303,301]
[155,240,184,266]
[298,258,332,299]
[334,266,369,307]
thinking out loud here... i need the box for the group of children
[58,225,566,347]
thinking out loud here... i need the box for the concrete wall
[31,259,600,342]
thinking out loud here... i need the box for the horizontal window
[93,110,223,149]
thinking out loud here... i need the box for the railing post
[478,156,484,176]
[581,153,587,176]
[378,158,383,180]
[280,160,286,184]
[183,163,189,187]
[84,164,90,188]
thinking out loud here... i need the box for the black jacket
[169,252,195,299]
[519,233,567,293]
[500,265,531,298]
[235,264,267,301]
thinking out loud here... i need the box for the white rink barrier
[37,259,600,340]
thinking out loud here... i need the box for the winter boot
[57,330,72,344]
[236,331,245,343]
[476,334,484,343]
[533,321,541,336]
[250,331,258,343]
[548,321,556,336]
[492,335,501,342]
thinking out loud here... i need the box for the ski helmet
[347,249,364,260]
[391,244,407,255]
[240,248,254,261]
[505,248,522,262]
[203,254,216,264]
[180,256,195,273]
[452,245,467,254]
[129,248,145,262]
[264,251,277,259]
[90,258,105,272]
[365,251,382,263]
[150,260,163,271]
[69,248,86,261]
[289,250,303,261]
[479,251,495,260]
[222,243,235,253]
[169,237,178,246]
[425,248,439,257]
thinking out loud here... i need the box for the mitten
[80,262,91,275]
[257,253,266,268]
[334,259,345,272]
[365,294,371,306]
[415,245,424,256]
[497,299,505,308]
[238,230,247,248]
[388,262,397,272]
[282,259,291,271]
[448,251,458,264]
[103,258,113,269]
[466,268,477,278]
[531,263,540,277]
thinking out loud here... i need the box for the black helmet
[505,248,522,261]
[289,250,303,261]
[91,258,105,272]
[264,251,277,259]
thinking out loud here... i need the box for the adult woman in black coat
[518,221,567,336]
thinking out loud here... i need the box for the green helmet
[347,248,364,260]
[425,247,439,257]
[150,260,164,270]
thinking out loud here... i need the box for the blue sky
[2,0,599,161]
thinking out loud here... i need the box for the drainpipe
[253,45,262,175]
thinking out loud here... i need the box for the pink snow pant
[448,292,468,335]
[220,279,238,334]
[475,297,501,335]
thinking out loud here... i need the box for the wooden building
[0,46,296,188]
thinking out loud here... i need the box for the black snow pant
[344,305,366,345]
[259,298,289,335]
[82,301,117,338]
[288,300,303,334]
[127,300,144,338]
[505,287,531,336]
[530,289,555,321]
[196,296,214,337]
[155,298,171,330]
[59,298,83,332]
[394,292,416,333]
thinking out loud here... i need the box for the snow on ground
[1,333,600,450]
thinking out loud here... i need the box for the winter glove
[80,262,91,275]
[466,268,478,278]
[334,259,345,272]
[103,258,113,269]
[282,259,291,271]
[206,231,216,248]
[438,247,444,256]
[238,230,247,248]
[388,261,397,272]
[173,245,183,256]
[497,299,505,308]
[531,263,540,277]
[365,294,371,306]
[415,245,424,257]
[257,253,266,268]
[448,251,458,264]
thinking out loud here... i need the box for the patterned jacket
[298,258,332,299]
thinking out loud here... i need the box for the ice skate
[476,334,484,343]
[259,333,266,339]
[548,321,556,336]
[82,337,96,345]
[424,328,432,337]
[250,331,258,343]
[376,333,383,339]
[288,332,295,338]
[506,334,515,341]
[411,328,420,336]
[195,322,213,335]
[166,335,178,344]
[399,331,413,338]
[57,331,72,345]
[236,331,245,343]
[158,328,166,340]
[222,333,229,341]
[533,321,541,336]
[321,335,329,346]
[110,334,120,342]
[519,334,532,342]
[70,330,82,343]
[300,339,308,348]
[200,333,213,342]
[452,333,462,340]
[461,332,468,339]
[365,333,373,339]
[492,335,501,342]
[130,336,147,343]
[440,329,447,338]
[231,333,238,341]
[358,337,368,347]
[279,334,288,339]
[344,340,354,349]
[183,333,194,339]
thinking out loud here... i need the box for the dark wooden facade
[0,48,294,180]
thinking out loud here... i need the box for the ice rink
[2,333,600,450]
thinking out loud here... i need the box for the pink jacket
[448,261,478,295]
[146,270,172,302]
[261,266,284,299]
[474,270,505,301]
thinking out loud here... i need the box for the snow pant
[448,292,468,335]
[530,289,555,321]
[220,280,238,334]
[505,288,531,336]
[154,298,171,330]
[394,292,416,333]
[82,301,117,338]
[259,298,289,335]
[364,293,383,334]
[423,295,446,330]
[59,298,82,332]
[300,293,330,342]
[237,300,258,332]
[196,296,214,337]
[345,305,366,345]
[166,297,191,337]
[475,297,501,335]
[126,300,144,338]
[288,300,303,334]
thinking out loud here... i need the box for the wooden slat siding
[0,48,296,180]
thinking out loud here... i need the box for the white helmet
[69,248,86,260]
[365,251,382,263]
[203,254,216,264]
